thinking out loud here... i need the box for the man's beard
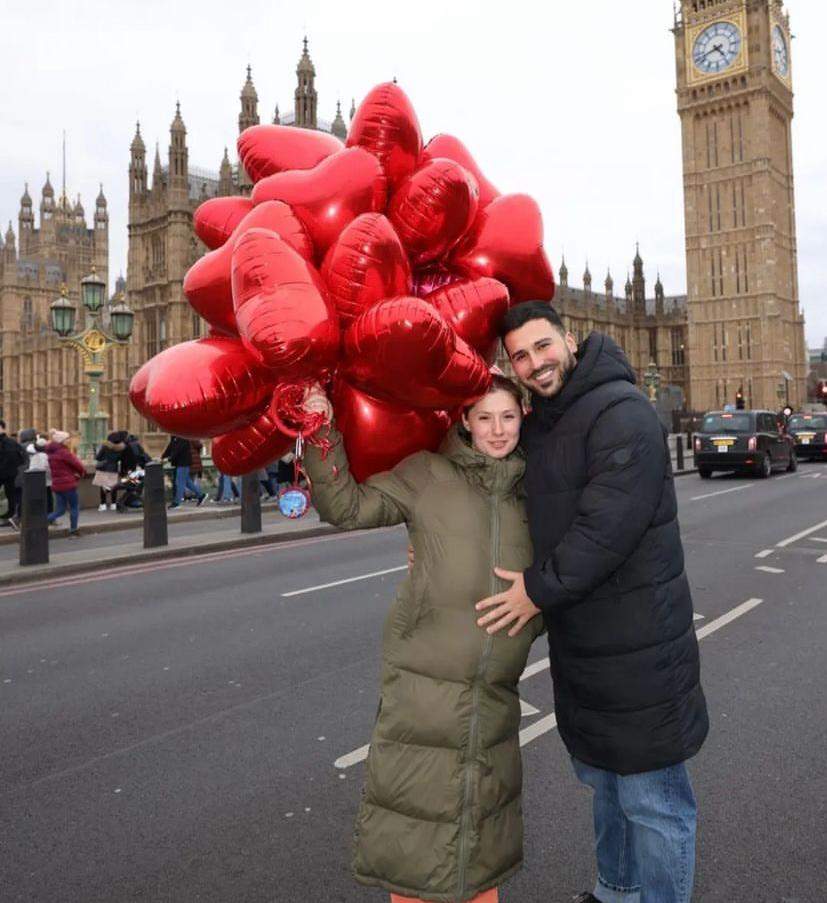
[530,348,577,397]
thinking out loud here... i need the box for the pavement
[1,461,826,901]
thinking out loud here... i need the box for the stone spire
[295,37,318,128]
[239,64,260,134]
[583,261,592,294]
[18,182,34,248]
[95,184,108,230]
[219,147,234,196]
[152,141,164,190]
[331,100,347,140]
[559,254,568,288]
[655,270,664,313]
[40,172,55,222]
[130,122,147,197]
[605,268,614,298]
[632,242,645,311]
[350,97,356,120]
[625,271,633,302]
[273,104,281,125]
[168,101,188,191]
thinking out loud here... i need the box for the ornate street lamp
[643,360,661,404]
[50,271,134,460]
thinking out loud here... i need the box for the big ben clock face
[692,21,742,74]
[772,25,789,77]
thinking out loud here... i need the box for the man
[477,302,708,903]
[161,435,206,509]
[0,420,26,526]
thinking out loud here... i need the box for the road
[1,464,826,902]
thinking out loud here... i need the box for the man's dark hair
[499,300,566,340]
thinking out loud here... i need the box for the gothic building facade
[124,38,350,450]
[0,177,112,433]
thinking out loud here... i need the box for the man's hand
[476,568,541,637]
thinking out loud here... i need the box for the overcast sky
[2,0,825,344]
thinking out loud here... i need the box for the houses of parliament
[0,8,808,450]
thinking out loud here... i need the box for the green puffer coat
[304,424,542,902]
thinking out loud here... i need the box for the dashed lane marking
[755,549,775,559]
[281,565,408,597]
[817,554,827,564]
[690,484,755,502]
[695,598,763,639]
[776,518,827,548]
[755,566,785,574]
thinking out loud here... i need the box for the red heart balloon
[347,82,422,192]
[449,194,556,304]
[321,213,411,328]
[212,402,292,475]
[425,277,510,364]
[388,159,479,266]
[231,228,339,376]
[193,196,254,250]
[237,124,343,183]
[420,134,500,209]
[332,379,450,483]
[412,262,461,298]
[342,296,490,409]
[129,337,273,438]
[184,201,313,337]
[251,147,386,256]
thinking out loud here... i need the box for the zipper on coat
[456,494,499,900]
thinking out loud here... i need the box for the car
[693,409,797,479]
[787,412,827,461]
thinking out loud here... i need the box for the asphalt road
[1,463,826,902]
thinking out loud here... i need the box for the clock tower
[673,0,806,411]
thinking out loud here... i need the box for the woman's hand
[302,383,333,422]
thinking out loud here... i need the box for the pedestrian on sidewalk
[0,420,26,526]
[302,377,543,903]
[161,435,205,509]
[213,470,239,503]
[45,430,86,536]
[93,432,126,510]
[26,436,53,514]
[188,440,204,500]
[481,302,708,903]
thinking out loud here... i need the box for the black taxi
[787,412,827,461]
[693,410,797,479]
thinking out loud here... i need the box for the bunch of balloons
[129,82,555,481]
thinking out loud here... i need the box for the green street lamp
[643,360,661,404]
[50,269,134,461]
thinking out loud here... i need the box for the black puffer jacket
[522,332,708,775]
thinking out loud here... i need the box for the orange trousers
[390,891,498,903]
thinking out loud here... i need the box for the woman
[93,432,126,510]
[45,430,86,537]
[302,376,542,903]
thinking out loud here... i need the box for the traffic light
[735,387,745,410]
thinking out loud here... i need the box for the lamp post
[50,267,134,460]
[643,360,661,404]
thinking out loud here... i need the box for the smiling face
[504,318,578,398]
[462,388,522,459]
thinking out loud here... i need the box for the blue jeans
[174,466,202,504]
[215,473,239,501]
[572,757,697,903]
[47,489,80,532]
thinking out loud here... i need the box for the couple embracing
[302,301,708,903]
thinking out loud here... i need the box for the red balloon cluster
[130,82,555,481]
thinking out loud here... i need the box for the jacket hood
[18,428,37,444]
[439,423,525,496]
[531,332,636,429]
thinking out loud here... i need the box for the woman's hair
[463,374,524,418]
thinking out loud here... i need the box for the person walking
[302,376,543,903]
[93,432,126,510]
[45,430,86,537]
[188,439,204,500]
[161,435,205,509]
[26,436,53,514]
[0,420,26,526]
[213,470,239,503]
[477,302,708,903]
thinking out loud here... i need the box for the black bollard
[143,462,168,548]
[240,472,262,534]
[676,434,685,471]
[20,470,49,566]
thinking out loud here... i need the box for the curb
[0,523,341,589]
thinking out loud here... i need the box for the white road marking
[799,473,822,479]
[281,565,408,597]
[690,484,754,502]
[776,518,827,548]
[817,554,827,564]
[333,600,758,768]
[693,613,705,621]
[811,537,827,544]
[755,566,785,574]
[520,699,540,717]
[695,598,763,640]
[755,549,774,559]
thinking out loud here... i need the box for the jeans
[47,489,80,532]
[174,466,202,504]
[572,757,697,903]
[215,473,239,501]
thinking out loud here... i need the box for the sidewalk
[0,502,338,588]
